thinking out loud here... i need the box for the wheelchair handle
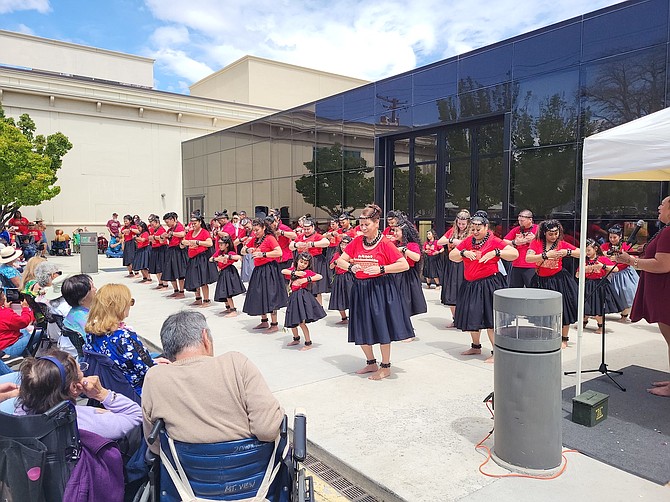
[148,418,165,445]
[293,410,307,462]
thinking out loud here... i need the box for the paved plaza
[54,254,669,501]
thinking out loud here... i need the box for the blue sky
[0,0,622,94]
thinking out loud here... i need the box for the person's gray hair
[35,262,60,287]
[160,310,212,361]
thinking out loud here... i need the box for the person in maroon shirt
[449,211,518,363]
[392,218,427,317]
[526,219,580,348]
[242,218,288,333]
[161,212,188,299]
[601,224,639,321]
[336,204,413,381]
[616,196,670,396]
[106,213,121,238]
[181,212,218,307]
[289,218,330,303]
[503,209,538,288]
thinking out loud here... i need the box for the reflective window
[271,140,292,179]
[478,155,504,223]
[445,158,471,219]
[512,69,579,149]
[315,96,343,122]
[342,169,375,213]
[413,61,458,104]
[206,152,222,186]
[446,127,470,159]
[376,76,412,118]
[582,0,668,62]
[581,45,666,134]
[459,83,510,119]
[252,141,271,180]
[479,122,504,155]
[393,166,410,214]
[458,45,512,92]
[343,85,375,121]
[415,163,437,219]
[412,99,453,127]
[510,145,577,220]
[588,180,662,220]
[512,23,581,79]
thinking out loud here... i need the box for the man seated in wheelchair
[142,311,287,500]
[51,229,71,256]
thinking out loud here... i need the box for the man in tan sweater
[142,310,284,454]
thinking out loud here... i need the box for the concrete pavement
[55,254,669,501]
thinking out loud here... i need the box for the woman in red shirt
[393,218,427,317]
[577,239,626,334]
[242,218,288,333]
[211,235,246,316]
[161,212,188,299]
[328,235,353,324]
[121,215,139,277]
[335,204,413,381]
[181,212,218,307]
[526,220,581,347]
[147,214,168,289]
[601,225,639,321]
[449,211,518,363]
[438,210,471,326]
[132,221,151,283]
[324,218,342,286]
[281,252,326,350]
[290,218,330,303]
[422,229,443,288]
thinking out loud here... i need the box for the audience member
[62,274,96,338]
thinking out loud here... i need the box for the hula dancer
[239,218,255,282]
[132,220,151,283]
[282,252,326,350]
[162,212,188,299]
[422,229,443,288]
[393,218,428,317]
[121,214,139,277]
[601,224,640,322]
[211,234,246,317]
[182,211,219,307]
[328,235,354,324]
[437,210,471,327]
[290,218,330,303]
[148,214,168,289]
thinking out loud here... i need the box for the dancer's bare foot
[561,341,568,349]
[402,337,415,343]
[287,337,300,346]
[190,298,202,306]
[300,343,313,351]
[446,322,456,328]
[485,355,494,364]
[356,363,379,374]
[647,383,670,397]
[253,321,269,329]
[336,318,349,325]
[461,346,482,356]
[651,381,670,387]
[264,324,279,333]
[594,328,603,335]
[224,310,238,317]
[368,367,391,380]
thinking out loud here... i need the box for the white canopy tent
[577,107,670,394]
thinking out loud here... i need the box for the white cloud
[15,23,35,35]
[142,0,622,85]
[0,0,50,14]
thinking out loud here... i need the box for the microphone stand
[564,253,627,392]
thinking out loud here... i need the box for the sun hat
[43,273,71,301]
[0,246,23,264]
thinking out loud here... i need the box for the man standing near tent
[616,196,670,397]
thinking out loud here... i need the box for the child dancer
[282,252,326,350]
[132,221,151,283]
[579,238,626,335]
[211,235,246,317]
[328,235,354,324]
[422,229,443,288]
[601,224,640,322]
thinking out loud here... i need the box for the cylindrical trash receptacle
[79,232,98,274]
[492,288,562,475]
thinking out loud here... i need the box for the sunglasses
[130,298,135,306]
[79,361,89,373]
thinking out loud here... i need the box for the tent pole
[576,178,589,396]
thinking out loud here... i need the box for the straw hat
[43,273,71,301]
[0,246,22,264]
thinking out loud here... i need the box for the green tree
[295,143,374,216]
[0,105,72,225]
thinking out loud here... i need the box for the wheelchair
[16,234,38,260]
[81,348,142,406]
[50,240,71,256]
[141,410,314,502]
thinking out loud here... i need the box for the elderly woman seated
[85,284,169,395]
[15,349,142,440]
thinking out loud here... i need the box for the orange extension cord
[476,399,578,480]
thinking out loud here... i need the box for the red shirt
[528,240,576,277]
[136,231,150,249]
[185,229,211,258]
[601,242,632,270]
[168,222,185,247]
[107,219,121,237]
[382,226,394,237]
[398,242,421,267]
[0,306,34,351]
[344,236,403,280]
[423,240,443,256]
[219,222,236,238]
[580,256,615,280]
[150,226,166,248]
[283,268,318,292]
[121,224,138,242]
[8,217,30,234]
[252,234,280,267]
[456,232,507,281]
[212,249,238,270]
[294,231,325,257]
[28,229,42,242]
[277,223,294,262]
[331,251,347,275]
[338,226,358,238]
[504,224,538,269]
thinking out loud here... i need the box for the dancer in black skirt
[239,218,255,282]
[422,229,443,288]
[281,252,327,350]
[132,221,151,283]
[392,218,428,317]
[336,204,413,381]
[437,210,471,327]
[290,218,330,302]
[324,218,341,286]
[242,218,288,333]
[328,235,354,324]
[526,219,580,348]
[182,211,219,307]
[147,214,168,289]
[162,212,188,299]
[269,214,296,273]
[211,234,246,317]
[121,214,139,277]
[449,211,518,363]
[578,238,626,334]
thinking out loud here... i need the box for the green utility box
[572,390,609,427]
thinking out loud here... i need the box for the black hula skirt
[328,272,354,311]
[394,267,428,317]
[454,273,507,332]
[184,251,219,291]
[240,254,255,282]
[161,246,188,282]
[148,246,165,275]
[242,261,289,316]
[284,288,327,328]
[122,239,136,267]
[214,265,247,301]
[584,278,627,316]
[348,274,414,345]
[324,247,337,285]
[441,260,464,306]
[530,269,579,326]
[423,253,441,281]
[310,254,330,294]
[132,245,149,271]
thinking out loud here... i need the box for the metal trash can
[492,288,562,475]
[79,232,98,273]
